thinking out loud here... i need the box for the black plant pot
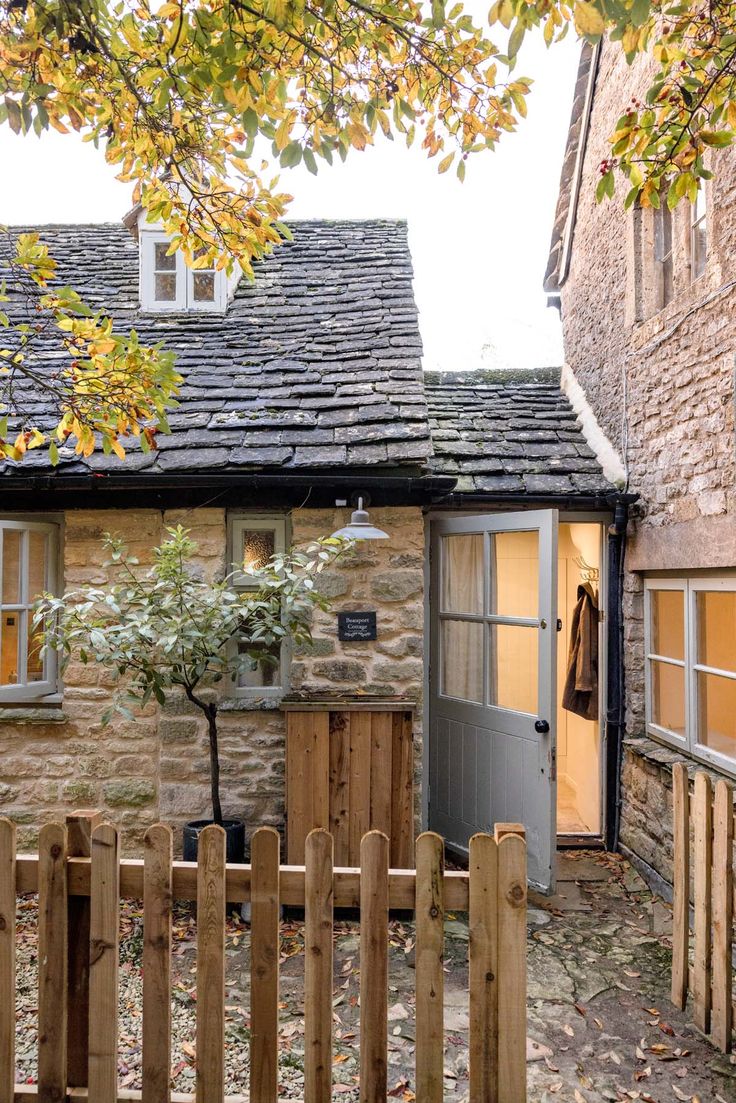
[183,818,246,865]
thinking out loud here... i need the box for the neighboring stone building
[1,208,623,891]
[546,42,736,891]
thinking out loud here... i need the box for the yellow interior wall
[557,524,602,834]
[493,523,603,834]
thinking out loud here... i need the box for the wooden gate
[0,813,528,1103]
[670,762,734,1052]
[284,698,414,867]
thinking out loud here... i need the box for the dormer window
[140,232,226,312]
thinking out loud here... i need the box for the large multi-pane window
[0,520,59,702]
[228,516,288,696]
[645,577,736,772]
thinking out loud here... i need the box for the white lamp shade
[331,498,389,541]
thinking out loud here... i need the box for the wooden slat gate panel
[286,703,415,868]
[2,814,528,1102]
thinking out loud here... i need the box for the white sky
[0,26,580,373]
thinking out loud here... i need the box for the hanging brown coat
[562,582,599,721]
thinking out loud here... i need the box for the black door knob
[535,719,550,734]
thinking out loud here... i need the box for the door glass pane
[650,659,685,736]
[28,531,47,601]
[2,529,21,604]
[697,671,736,759]
[696,591,736,673]
[1,611,20,685]
[490,530,538,618]
[489,623,538,713]
[441,619,483,703]
[441,534,483,614]
[650,589,684,660]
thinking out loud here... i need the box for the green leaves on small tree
[35,524,349,824]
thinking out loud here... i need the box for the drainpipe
[606,498,628,851]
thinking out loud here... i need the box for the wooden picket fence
[671,763,735,1051]
[0,812,528,1103]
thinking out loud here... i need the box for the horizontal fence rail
[0,812,528,1103]
[671,763,735,1053]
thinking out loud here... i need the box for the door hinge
[550,744,557,782]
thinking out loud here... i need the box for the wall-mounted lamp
[331,496,389,541]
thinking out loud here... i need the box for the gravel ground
[12,850,736,1101]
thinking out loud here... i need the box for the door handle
[535,719,550,734]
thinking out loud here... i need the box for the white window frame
[139,232,227,313]
[0,519,60,703]
[645,575,736,777]
[227,515,289,699]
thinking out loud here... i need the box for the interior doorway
[556,522,604,839]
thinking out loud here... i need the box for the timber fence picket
[0,813,528,1102]
[671,762,736,1053]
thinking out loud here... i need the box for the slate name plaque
[338,611,377,641]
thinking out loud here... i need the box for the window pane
[193,272,215,302]
[241,529,275,572]
[2,529,21,604]
[692,218,707,280]
[1,611,20,685]
[237,640,280,689]
[27,622,45,683]
[442,534,483,614]
[28,531,47,600]
[441,619,483,703]
[650,589,685,661]
[155,273,177,301]
[154,242,176,270]
[650,659,685,736]
[490,530,538,618]
[697,590,736,673]
[697,671,736,759]
[490,623,537,714]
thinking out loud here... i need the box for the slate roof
[0,219,430,476]
[425,368,616,497]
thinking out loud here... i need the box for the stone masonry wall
[558,42,736,878]
[0,505,425,853]
[559,40,736,746]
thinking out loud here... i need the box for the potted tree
[36,524,344,862]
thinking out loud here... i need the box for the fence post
[711,780,733,1052]
[693,772,713,1035]
[304,829,334,1103]
[671,764,690,1010]
[469,832,498,1103]
[495,824,527,1103]
[65,809,102,1088]
[38,822,69,1103]
[415,832,444,1103]
[0,819,16,1103]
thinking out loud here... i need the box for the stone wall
[558,41,736,742]
[0,504,426,853]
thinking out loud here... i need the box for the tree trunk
[206,702,223,825]
[184,687,223,825]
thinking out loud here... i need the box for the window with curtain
[0,519,60,702]
[645,576,736,773]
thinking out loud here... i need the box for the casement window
[690,186,707,281]
[645,576,736,775]
[0,520,59,702]
[653,201,674,309]
[227,516,288,697]
[140,233,226,313]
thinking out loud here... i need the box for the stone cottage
[1,208,625,891]
[545,41,736,893]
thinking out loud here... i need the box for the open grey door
[429,511,558,892]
